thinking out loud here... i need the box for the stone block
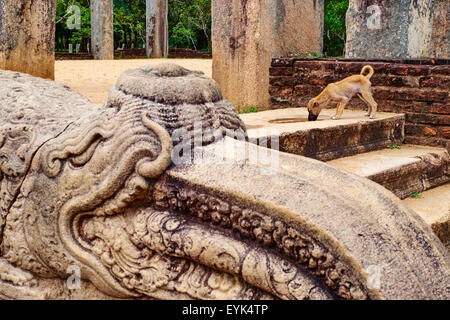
[271,58,294,67]
[269,67,293,77]
[406,113,450,126]
[420,76,450,88]
[328,145,449,199]
[269,76,295,87]
[241,107,405,161]
[293,60,323,70]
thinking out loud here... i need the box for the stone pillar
[0,0,56,79]
[430,0,449,58]
[91,0,114,60]
[212,0,324,111]
[346,0,448,59]
[146,0,168,58]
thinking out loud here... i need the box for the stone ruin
[0,0,447,105]
[268,58,449,150]
[0,0,169,79]
[0,63,449,299]
[212,0,448,110]
[0,0,449,300]
[90,0,168,60]
[212,0,324,110]
[346,0,449,59]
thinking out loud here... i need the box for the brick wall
[269,58,450,150]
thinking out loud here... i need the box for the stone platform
[328,145,449,199]
[241,108,404,161]
[403,184,450,250]
[242,108,448,248]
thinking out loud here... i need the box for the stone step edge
[329,148,449,199]
[295,137,404,162]
[402,183,450,251]
[248,116,405,162]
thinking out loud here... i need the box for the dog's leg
[358,93,372,116]
[361,88,378,119]
[332,98,349,120]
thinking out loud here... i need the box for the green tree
[324,0,349,57]
[168,0,212,52]
[113,0,146,49]
[55,0,348,57]
[56,0,91,52]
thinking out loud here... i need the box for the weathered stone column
[212,0,324,111]
[0,0,56,79]
[91,0,114,60]
[346,0,448,59]
[146,0,168,58]
[430,0,449,58]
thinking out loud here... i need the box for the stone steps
[242,108,449,250]
[327,145,449,199]
[242,107,404,162]
[402,184,450,250]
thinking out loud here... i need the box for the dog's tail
[361,65,374,79]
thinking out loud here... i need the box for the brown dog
[307,65,378,121]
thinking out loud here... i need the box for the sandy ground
[55,58,212,105]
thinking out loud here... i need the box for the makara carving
[0,64,448,300]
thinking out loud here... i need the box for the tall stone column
[346,0,447,58]
[91,0,114,60]
[146,0,168,58]
[212,0,324,111]
[0,0,56,79]
[430,0,449,58]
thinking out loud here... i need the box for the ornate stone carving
[0,64,448,300]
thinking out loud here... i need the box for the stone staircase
[403,184,449,250]
[243,108,404,162]
[241,107,449,246]
[328,145,449,199]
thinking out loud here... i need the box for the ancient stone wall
[346,0,449,59]
[268,58,450,150]
[212,0,324,111]
[0,0,56,79]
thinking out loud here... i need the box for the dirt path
[55,58,212,105]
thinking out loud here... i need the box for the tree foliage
[324,0,349,57]
[168,0,212,52]
[113,0,147,49]
[55,0,212,53]
[55,0,91,52]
